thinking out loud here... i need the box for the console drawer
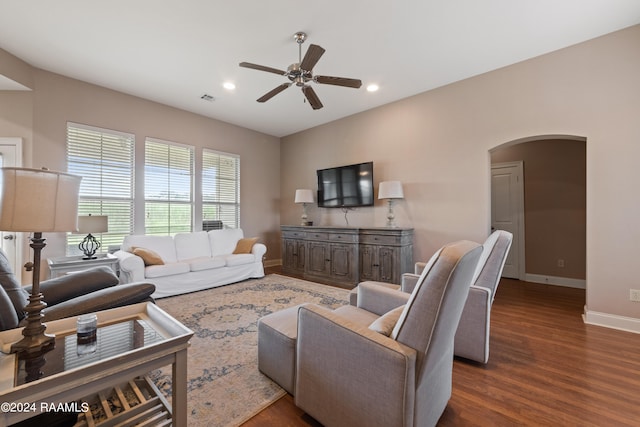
[282,230,307,239]
[307,232,329,241]
[359,234,401,245]
[329,233,358,243]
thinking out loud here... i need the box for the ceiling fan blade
[315,75,363,89]
[239,62,287,76]
[257,83,291,103]
[300,44,325,71]
[302,86,323,110]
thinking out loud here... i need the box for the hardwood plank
[246,271,640,426]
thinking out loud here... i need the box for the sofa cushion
[122,235,177,263]
[224,253,256,267]
[209,228,244,256]
[144,262,190,278]
[233,237,258,254]
[0,248,28,321]
[175,231,212,261]
[132,247,165,266]
[369,305,405,336]
[0,286,19,330]
[188,257,226,272]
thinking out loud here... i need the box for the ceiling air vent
[200,94,215,102]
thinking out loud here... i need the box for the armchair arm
[453,285,492,363]
[114,250,146,283]
[31,266,119,306]
[296,304,416,427]
[400,272,420,294]
[38,282,156,323]
[357,282,407,316]
[349,280,400,307]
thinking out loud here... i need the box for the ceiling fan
[239,32,362,110]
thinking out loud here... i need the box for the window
[66,123,135,255]
[202,149,240,229]
[145,138,194,235]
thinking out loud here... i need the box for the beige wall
[281,25,640,324]
[0,61,282,265]
[491,139,586,280]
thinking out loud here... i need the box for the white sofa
[114,229,266,299]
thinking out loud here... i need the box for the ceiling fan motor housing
[287,63,312,86]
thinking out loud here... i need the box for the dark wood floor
[243,269,640,426]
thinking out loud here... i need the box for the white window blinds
[145,138,194,235]
[66,123,134,255]
[202,149,240,229]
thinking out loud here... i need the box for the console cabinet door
[359,245,379,282]
[307,241,330,276]
[283,239,306,273]
[377,246,398,283]
[329,243,355,283]
[359,245,398,282]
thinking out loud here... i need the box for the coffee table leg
[173,348,188,426]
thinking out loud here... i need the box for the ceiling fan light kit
[239,32,362,110]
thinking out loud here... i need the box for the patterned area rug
[150,274,349,427]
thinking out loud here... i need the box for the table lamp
[77,214,108,259]
[0,167,81,354]
[294,189,314,226]
[378,181,404,227]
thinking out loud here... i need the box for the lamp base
[79,233,101,260]
[10,291,55,354]
[10,233,56,355]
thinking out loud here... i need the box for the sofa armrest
[38,282,156,323]
[454,285,492,363]
[251,242,267,260]
[114,250,146,283]
[296,304,416,427]
[33,266,119,306]
[356,282,407,316]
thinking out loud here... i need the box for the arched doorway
[490,135,586,288]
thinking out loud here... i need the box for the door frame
[491,161,525,280]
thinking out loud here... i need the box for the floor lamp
[0,167,81,354]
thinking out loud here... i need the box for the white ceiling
[2,0,640,137]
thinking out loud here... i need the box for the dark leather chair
[0,248,156,331]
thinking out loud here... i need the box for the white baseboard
[264,259,281,268]
[524,273,586,289]
[583,308,640,334]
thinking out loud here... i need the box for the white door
[491,161,524,279]
[0,138,24,276]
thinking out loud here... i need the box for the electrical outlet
[630,289,640,302]
[557,259,565,268]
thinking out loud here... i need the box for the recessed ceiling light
[223,82,236,90]
[366,84,379,92]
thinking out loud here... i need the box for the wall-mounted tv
[317,161,374,208]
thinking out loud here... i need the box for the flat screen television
[317,162,374,208]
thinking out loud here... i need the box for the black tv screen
[317,162,374,208]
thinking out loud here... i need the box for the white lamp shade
[0,167,82,232]
[378,181,404,199]
[77,215,108,234]
[295,189,314,204]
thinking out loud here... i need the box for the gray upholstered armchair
[349,230,513,363]
[0,249,156,332]
[294,240,482,427]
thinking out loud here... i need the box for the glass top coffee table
[0,302,193,427]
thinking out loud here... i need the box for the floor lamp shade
[0,167,82,232]
[0,167,81,354]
